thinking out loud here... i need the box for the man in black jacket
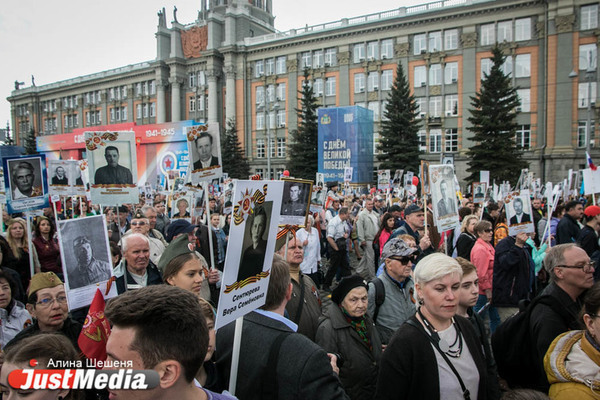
[529,243,592,392]
[556,200,583,244]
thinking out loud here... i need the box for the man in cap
[108,205,130,243]
[124,209,166,266]
[577,205,600,257]
[114,233,162,294]
[6,272,82,351]
[165,219,197,243]
[390,204,433,262]
[367,238,418,344]
[67,236,112,290]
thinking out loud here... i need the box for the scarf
[341,306,372,350]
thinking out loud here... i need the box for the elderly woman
[456,214,479,260]
[375,253,490,400]
[296,214,322,285]
[317,275,382,400]
[0,270,31,348]
[545,281,600,399]
[471,220,501,333]
[173,198,191,218]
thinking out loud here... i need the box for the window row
[42,100,57,113]
[63,114,78,129]
[578,120,596,148]
[418,129,459,153]
[256,110,287,129]
[189,96,206,112]
[300,49,338,69]
[43,118,57,133]
[110,107,128,122]
[480,18,532,46]
[353,39,394,63]
[189,71,207,87]
[354,70,394,93]
[16,104,29,117]
[415,95,459,117]
[62,96,78,110]
[354,101,389,122]
[413,30,459,55]
[256,138,286,158]
[256,84,286,104]
[256,56,288,77]
[136,103,156,119]
[108,86,128,102]
[414,62,459,87]
[303,78,336,97]
[85,110,102,126]
[84,91,102,105]
[480,54,531,79]
[135,81,156,97]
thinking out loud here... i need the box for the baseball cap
[381,238,418,260]
[165,219,197,243]
[584,205,600,218]
[404,204,423,216]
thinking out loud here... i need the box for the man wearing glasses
[528,243,594,392]
[11,161,42,199]
[367,238,418,345]
[68,236,112,290]
[6,272,82,352]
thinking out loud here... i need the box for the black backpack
[491,295,570,388]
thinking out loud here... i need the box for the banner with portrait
[429,164,460,231]
[57,215,117,310]
[377,170,390,190]
[48,160,86,196]
[504,189,535,236]
[310,183,326,213]
[187,124,222,184]
[3,154,50,213]
[279,178,312,227]
[472,182,487,204]
[86,131,138,205]
[170,193,193,223]
[215,179,283,329]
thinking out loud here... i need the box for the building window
[198,71,206,86]
[515,54,531,77]
[480,23,495,46]
[354,73,366,93]
[515,18,531,41]
[277,138,286,157]
[516,125,531,149]
[580,44,598,71]
[150,103,155,117]
[276,110,286,127]
[416,98,427,118]
[368,73,379,92]
[429,64,442,86]
[256,86,264,105]
[578,121,596,148]
[445,129,458,152]
[444,29,458,50]
[353,43,365,63]
[150,81,155,95]
[418,130,427,151]
[268,112,276,129]
[189,72,197,87]
[269,138,276,158]
[256,113,265,130]
[444,62,458,84]
[445,95,459,116]
[325,77,336,96]
[276,84,286,101]
[414,33,427,55]
[578,82,597,108]
[189,97,196,112]
[381,39,393,59]
[276,56,287,74]
[429,129,442,153]
[381,70,394,90]
[429,96,442,117]
[481,58,492,79]
[367,102,379,121]
[581,4,599,30]
[267,85,275,103]
[314,79,324,96]
[497,20,513,42]
[301,52,312,69]
[414,66,427,87]
[256,139,265,158]
[324,48,337,66]
[265,58,275,75]
[197,95,205,111]
[313,50,324,68]
[255,168,264,178]
[255,60,264,77]
[367,41,379,60]
[517,89,530,112]
[428,31,442,52]
[501,58,513,77]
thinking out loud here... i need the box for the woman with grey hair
[296,214,322,285]
[375,253,494,400]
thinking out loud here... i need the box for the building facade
[7,0,600,185]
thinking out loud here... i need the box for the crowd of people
[1,181,600,399]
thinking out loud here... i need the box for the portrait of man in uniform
[192,132,219,170]
[281,181,308,217]
[67,236,112,290]
[237,205,269,282]
[94,145,133,185]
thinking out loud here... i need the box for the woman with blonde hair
[4,218,40,288]
[456,214,479,261]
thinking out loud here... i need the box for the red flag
[78,289,111,364]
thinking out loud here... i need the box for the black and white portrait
[92,143,134,185]
[473,182,487,204]
[8,157,44,199]
[429,164,460,232]
[237,202,272,283]
[279,179,312,226]
[59,215,112,291]
[505,190,535,236]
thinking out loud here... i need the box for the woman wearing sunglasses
[471,220,501,333]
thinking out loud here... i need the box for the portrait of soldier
[281,182,307,216]
[192,132,219,170]
[67,236,112,289]
[52,166,68,185]
[93,145,133,185]
[11,161,43,199]
[237,206,269,282]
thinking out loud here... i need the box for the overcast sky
[0,0,418,129]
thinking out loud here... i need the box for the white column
[207,70,219,124]
[225,66,236,123]
[170,77,183,122]
[156,80,167,123]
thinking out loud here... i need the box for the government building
[6,0,600,185]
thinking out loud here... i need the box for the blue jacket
[492,236,533,307]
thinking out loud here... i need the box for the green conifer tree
[24,127,38,154]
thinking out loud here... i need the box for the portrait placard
[57,215,117,310]
[310,184,326,213]
[187,124,222,184]
[86,131,138,204]
[48,160,84,196]
[344,167,353,183]
[279,178,312,227]
[429,164,460,232]
[392,169,404,188]
[472,182,487,204]
[170,193,193,223]
[377,170,390,190]
[505,189,535,236]
[215,180,283,329]
[4,154,49,213]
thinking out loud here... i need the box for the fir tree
[220,118,250,179]
[24,127,38,154]
[466,45,528,184]
[3,123,14,146]
[377,62,421,172]
[287,68,319,180]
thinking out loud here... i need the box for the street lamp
[569,54,597,155]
